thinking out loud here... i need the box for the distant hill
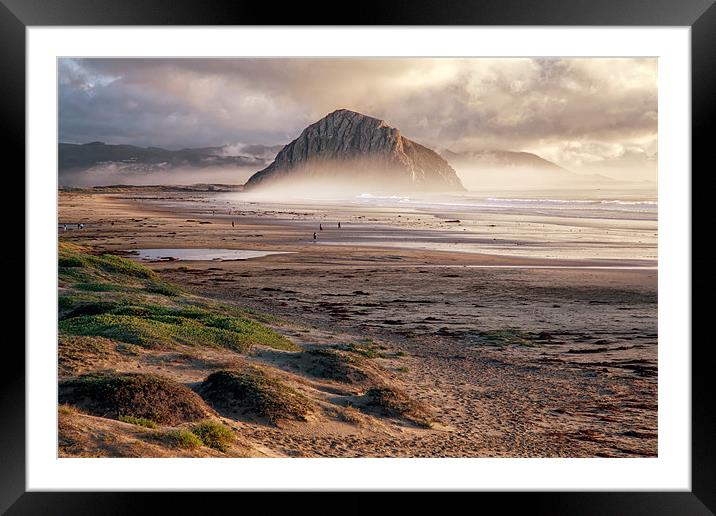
[440,149,565,172]
[440,149,614,190]
[58,142,279,174]
[245,109,465,194]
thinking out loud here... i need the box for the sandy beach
[58,187,657,457]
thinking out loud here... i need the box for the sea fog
[58,165,259,188]
[233,187,657,221]
[137,186,656,263]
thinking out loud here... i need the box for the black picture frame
[4,0,710,513]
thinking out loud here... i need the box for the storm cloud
[59,57,657,180]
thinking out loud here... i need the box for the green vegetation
[118,415,158,429]
[334,342,389,359]
[59,371,211,425]
[145,280,183,297]
[362,386,433,428]
[58,242,297,352]
[199,367,315,425]
[59,307,292,352]
[73,282,125,292]
[166,428,203,450]
[59,243,146,288]
[214,301,283,326]
[59,243,153,280]
[59,242,169,292]
[191,420,235,452]
[59,254,85,268]
[161,420,235,452]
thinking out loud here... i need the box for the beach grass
[190,420,235,452]
[165,428,204,450]
[59,371,211,425]
[362,386,433,428]
[161,420,235,452]
[59,309,291,352]
[118,415,159,429]
[199,367,315,425]
[58,242,297,352]
[58,334,117,373]
[305,348,370,384]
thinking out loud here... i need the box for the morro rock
[244,109,465,194]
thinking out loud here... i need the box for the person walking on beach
[338,221,342,229]
[319,223,323,231]
[313,232,317,242]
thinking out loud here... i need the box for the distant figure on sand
[319,223,323,231]
[313,232,317,242]
[63,224,67,231]
[231,220,235,228]
[338,221,342,229]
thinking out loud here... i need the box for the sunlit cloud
[59,57,657,180]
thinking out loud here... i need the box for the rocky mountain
[244,109,465,193]
[58,142,277,173]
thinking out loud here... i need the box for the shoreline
[67,187,657,268]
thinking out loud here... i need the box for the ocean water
[350,192,657,219]
[134,248,291,261]
[141,188,658,263]
[326,191,657,262]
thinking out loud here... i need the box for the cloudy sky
[59,58,657,180]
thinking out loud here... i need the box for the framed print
[5,0,712,512]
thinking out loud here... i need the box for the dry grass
[361,386,433,428]
[199,367,315,425]
[59,334,119,375]
[336,405,363,426]
[118,415,158,429]
[303,348,371,384]
[58,407,233,458]
[59,371,212,425]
